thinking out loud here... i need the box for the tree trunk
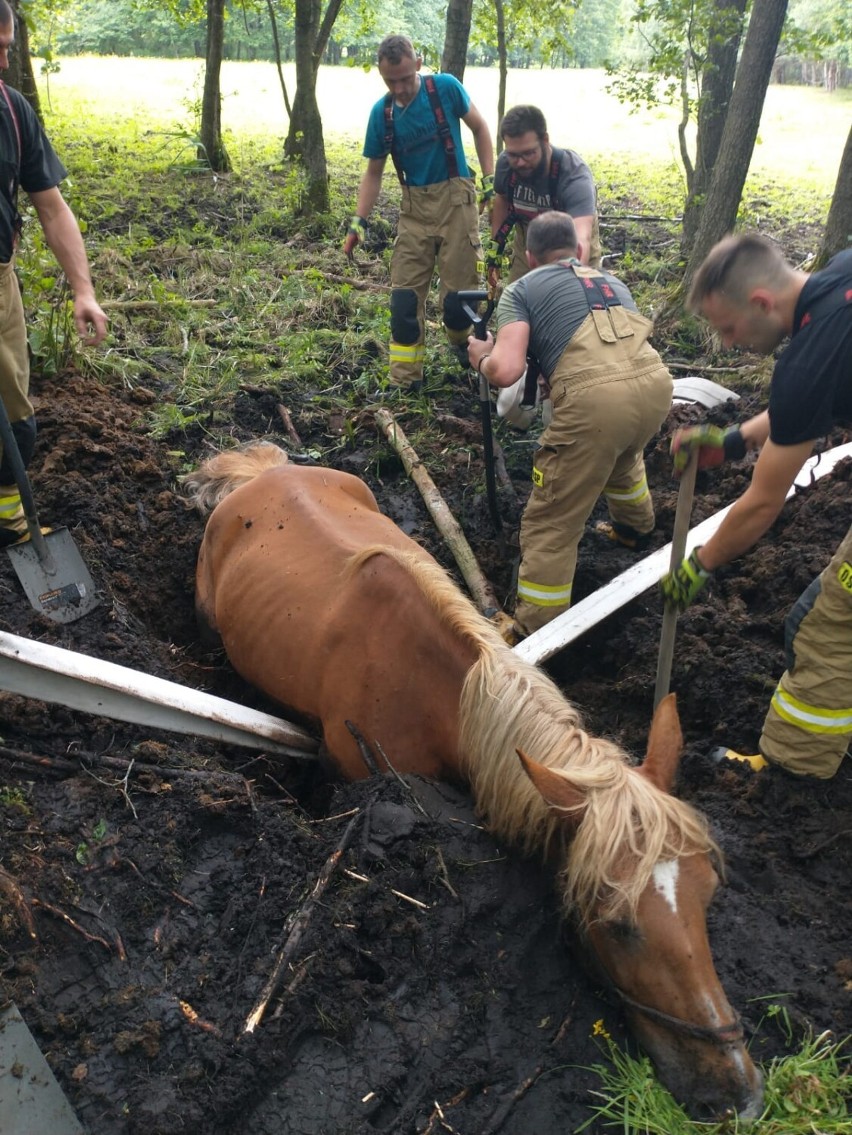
[813,121,852,269]
[8,0,42,119]
[199,0,232,172]
[683,0,789,290]
[681,0,747,253]
[495,0,507,151]
[441,0,473,80]
[284,0,344,215]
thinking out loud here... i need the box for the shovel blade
[6,527,100,624]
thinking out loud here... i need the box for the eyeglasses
[504,145,541,163]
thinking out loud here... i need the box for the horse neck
[457,648,599,860]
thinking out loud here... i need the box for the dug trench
[0,363,849,1135]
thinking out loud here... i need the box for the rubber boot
[594,520,652,552]
[709,747,769,773]
[0,484,28,548]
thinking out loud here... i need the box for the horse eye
[606,919,640,943]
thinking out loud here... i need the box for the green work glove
[660,547,712,611]
[484,236,508,273]
[343,214,367,257]
[479,172,495,212]
[671,424,746,475]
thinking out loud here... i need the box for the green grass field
[40,56,849,195]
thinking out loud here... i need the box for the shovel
[0,397,99,623]
[654,450,698,707]
[448,289,502,533]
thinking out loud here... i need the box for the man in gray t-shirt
[468,212,671,639]
[488,105,600,287]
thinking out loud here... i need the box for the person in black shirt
[0,0,107,545]
[661,233,851,778]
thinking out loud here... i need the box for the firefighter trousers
[514,337,671,636]
[760,523,852,777]
[389,178,482,387]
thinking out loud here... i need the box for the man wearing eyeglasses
[488,105,600,289]
[0,0,107,546]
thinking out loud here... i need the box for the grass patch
[578,1010,851,1135]
[14,59,839,455]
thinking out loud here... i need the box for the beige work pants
[760,524,852,778]
[0,260,33,423]
[389,178,483,387]
[514,311,672,636]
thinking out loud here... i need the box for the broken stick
[374,407,502,615]
[242,808,362,1034]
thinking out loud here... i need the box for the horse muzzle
[629,1012,765,1121]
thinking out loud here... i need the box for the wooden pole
[374,408,502,614]
[654,453,698,707]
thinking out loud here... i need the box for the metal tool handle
[654,452,698,707]
[0,394,54,570]
[457,291,501,533]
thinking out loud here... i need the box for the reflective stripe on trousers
[760,524,852,778]
[604,474,650,507]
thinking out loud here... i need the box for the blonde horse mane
[181,442,290,515]
[461,649,721,923]
[346,543,718,924]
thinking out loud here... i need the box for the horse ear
[639,693,684,794]
[516,748,586,822]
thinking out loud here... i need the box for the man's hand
[671,424,746,475]
[479,173,495,215]
[343,215,367,258]
[484,237,507,290]
[659,548,712,611]
[73,293,108,346]
[467,330,495,374]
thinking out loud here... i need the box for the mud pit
[0,368,850,1134]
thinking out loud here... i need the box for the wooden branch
[313,269,392,292]
[277,403,304,448]
[667,361,748,373]
[345,720,383,777]
[0,866,37,940]
[374,407,502,614]
[31,897,126,959]
[0,744,247,785]
[100,299,216,310]
[242,808,363,1034]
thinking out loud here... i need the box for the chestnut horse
[184,443,763,1121]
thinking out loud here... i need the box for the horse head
[517,694,764,1121]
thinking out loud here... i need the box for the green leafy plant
[578,1014,851,1134]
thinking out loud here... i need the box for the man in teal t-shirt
[343,35,494,391]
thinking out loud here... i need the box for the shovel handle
[654,452,699,707]
[0,396,54,569]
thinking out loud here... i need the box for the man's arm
[698,436,815,571]
[344,157,387,256]
[353,156,387,221]
[490,192,509,240]
[467,320,529,387]
[462,103,494,178]
[571,214,594,266]
[29,187,107,345]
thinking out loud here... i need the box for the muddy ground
[0,320,850,1134]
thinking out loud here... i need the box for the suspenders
[383,75,459,185]
[493,149,563,255]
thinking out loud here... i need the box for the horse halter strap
[615,987,745,1046]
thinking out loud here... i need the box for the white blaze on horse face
[652,860,680,915]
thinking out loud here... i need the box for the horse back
[196,463,476,780]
